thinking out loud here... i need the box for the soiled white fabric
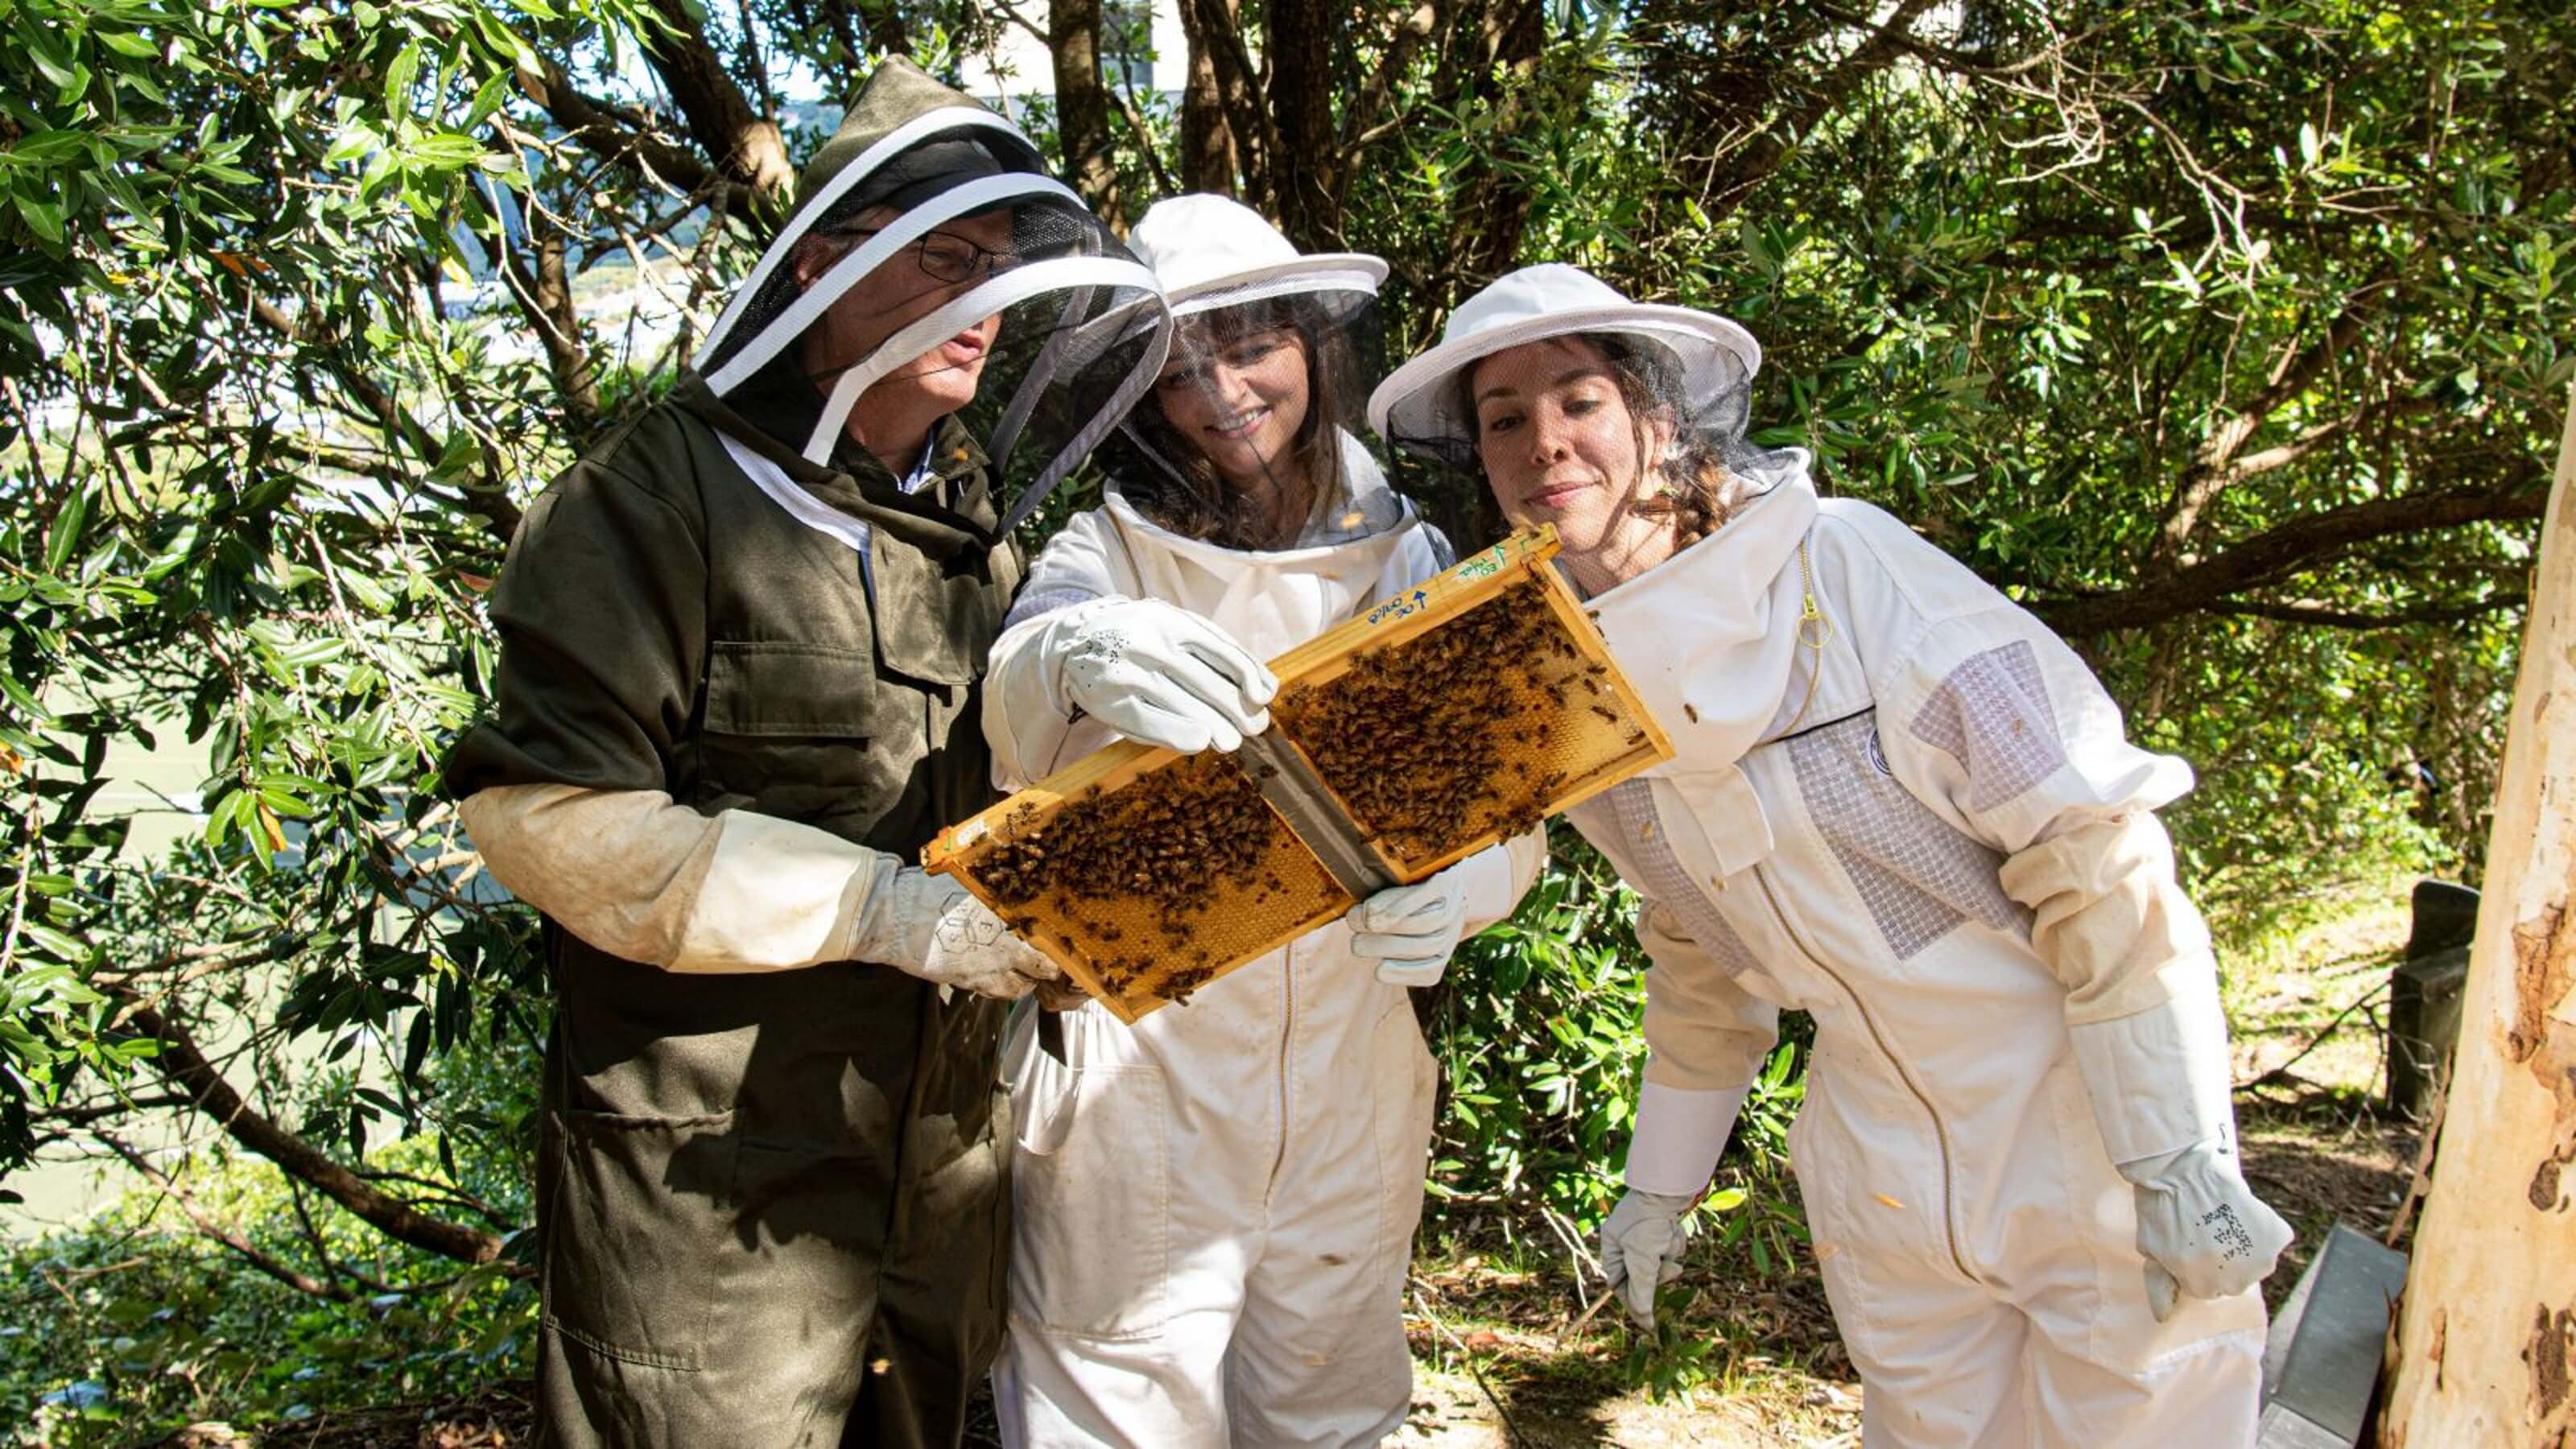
[460,782,868,972]
[985,485,1543,1448]
[1563,463,2273,1445]
[458,782,1055,995]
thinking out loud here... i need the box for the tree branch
[119,1003,514,1269]
[97,1132,354,1301]
[2145,275,2398,574]
[2035,483,2549,636]
[240,294,523,545]
[1707,0,1940,217]
[2203,593,2529,630]
[514,54,734,217]
[1342,2,1440,156]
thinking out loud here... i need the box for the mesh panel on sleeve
[1905,639,2069,813]
[1785,712,2031,960]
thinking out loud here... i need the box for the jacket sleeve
[1637,900,1783,1095]
[983,509,1133,789]
[460,783,894,972]
[443,452,706,797]
[1849,522,2217,1030]
[441,444,898,972]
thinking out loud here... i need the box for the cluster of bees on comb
[1272,580,1642,866]
[968,750,1309,1005]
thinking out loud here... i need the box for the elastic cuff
[1623,1080,1751,1197]
[2069,972,2234,1166]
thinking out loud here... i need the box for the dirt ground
[194,877,2427,1448]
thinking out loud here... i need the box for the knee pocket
[543,1109,739,1372]
[1010,1062,1173,1340]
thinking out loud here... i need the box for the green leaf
[44,487,88,572]
[384,40,423,114]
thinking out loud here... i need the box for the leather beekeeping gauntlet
[851,866,1066,1002]
[2068,978,2293,1320]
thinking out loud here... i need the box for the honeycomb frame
[926,526,1674,1022]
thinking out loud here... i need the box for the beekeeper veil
[1368,263,1799,534]
[691,58,1170,527]
[1092,195,1400,552]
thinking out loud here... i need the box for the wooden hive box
[925,526,1672,1022]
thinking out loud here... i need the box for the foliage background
[0,0,2567,1436]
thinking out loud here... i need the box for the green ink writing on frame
[1456,540,1512,580]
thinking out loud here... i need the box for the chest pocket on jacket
[699,640,916,828]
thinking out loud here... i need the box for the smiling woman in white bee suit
[980,195,1545,1447]
[1368,264,2294,1447]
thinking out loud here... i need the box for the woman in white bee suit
[1368,264,2293,1447]
[982,195,1545,1447]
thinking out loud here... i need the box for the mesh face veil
[1367,264,1796,545]
[1075,194,1403,553]
[691,90,1170,528]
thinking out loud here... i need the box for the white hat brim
[1368,303,1761,455]
[1166,253,1386,310]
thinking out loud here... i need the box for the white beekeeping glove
[1053,597,1278,753]
[1598,1188,1698,1329]
[2070,978,2292,1319]
[848,867,1064,1001]
[1348,842,1524,986]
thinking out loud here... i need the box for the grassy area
[29,872,2431,1447]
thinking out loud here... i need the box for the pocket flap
[704,641,881,737]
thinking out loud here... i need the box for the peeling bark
[2383,383,2576,1446]
[2513,902,2576,1063]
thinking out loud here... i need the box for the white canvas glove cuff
[1623,1080,1750,1198]
[1599,1187,1697,1328]
[2067,973,2235,1166]
[1052,597,1278,753]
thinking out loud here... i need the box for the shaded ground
[156,877,2429,1447]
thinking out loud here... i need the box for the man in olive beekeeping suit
[442,58,1170,1449]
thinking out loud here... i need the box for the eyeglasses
[827,225,1020,285]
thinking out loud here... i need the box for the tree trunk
[1447,0,1548,290]
[2380,382,2576,1446]
[1177,0,1237,195]
[1265,0,1340,248]
[1049,0,1125,229]
[1187,0,1274,216]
